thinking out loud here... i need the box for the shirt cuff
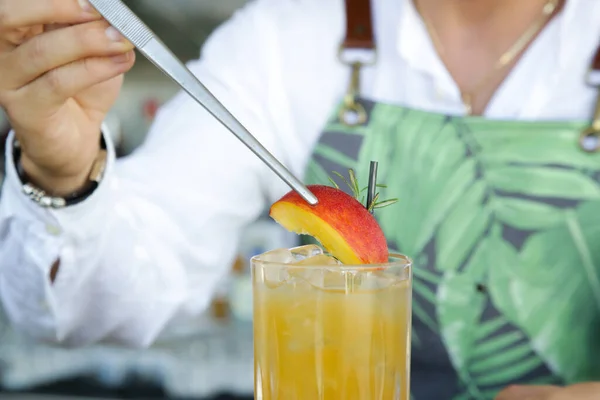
[2,125,117,242]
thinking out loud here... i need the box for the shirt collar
[396,0,447,81]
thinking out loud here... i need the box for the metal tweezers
[88,0,318,205]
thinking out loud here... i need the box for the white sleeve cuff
[2,125,117,242]
[0,124,119,343]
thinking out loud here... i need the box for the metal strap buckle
[337,46,377,126]
[579,74,600,153]
[580,43,600,153]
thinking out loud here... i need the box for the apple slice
[269,185,388,264]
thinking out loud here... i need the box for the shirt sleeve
[0,0,294,348]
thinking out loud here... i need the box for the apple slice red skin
[269,185,389,265]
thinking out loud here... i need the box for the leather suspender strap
[338,0,376,126]
[588,42,600,86]
[341,0,376,50]
[591,44,600,72]
[578,40,600,152]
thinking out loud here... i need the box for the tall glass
[252,245,412,400]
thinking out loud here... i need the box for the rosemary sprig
[328,176,340,189]
[328,168,398,211]
[348,169,360,198]
[371,198,399,209]
[367,193,380,212]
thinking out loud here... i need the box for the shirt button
[45,225,61,236]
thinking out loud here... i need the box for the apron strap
[341,0,376,50]
[580,40,600,152]
[591,44,600,71]
[588,42,600,85]
[338,0,377,126]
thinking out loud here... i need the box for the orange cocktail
[252,245,412,400]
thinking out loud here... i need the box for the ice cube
[258,248,295,264]
[361,271,407,291]
[293,254,341,266]
[256,248,294,288]
[288,255,347,292]
[262,265,290,289]
[289,254,341,289]
[289,244,324,261]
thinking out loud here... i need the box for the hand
[496,383,600,399]
[0,0,135,195]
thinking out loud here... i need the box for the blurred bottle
[228,219,298,324]
[229,255,251,324]
[209,217,297,325]
[210,278,231,323]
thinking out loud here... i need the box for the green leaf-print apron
[304,2,600,398]
[306,101,599,399]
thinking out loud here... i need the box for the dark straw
[366,161,379,213]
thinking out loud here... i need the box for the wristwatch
[13,137,108,208]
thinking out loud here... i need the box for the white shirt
[1,0,599,348]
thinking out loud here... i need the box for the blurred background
[0,1,298,399]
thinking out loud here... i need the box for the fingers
[1,20,134,89]
[45,23,72,33]
[555,383,600,400]
[16,50,135,109]
[1,24,43,47]
[495,385,562,400]
[0,0,99,31]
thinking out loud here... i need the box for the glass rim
[251,252,412,271]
